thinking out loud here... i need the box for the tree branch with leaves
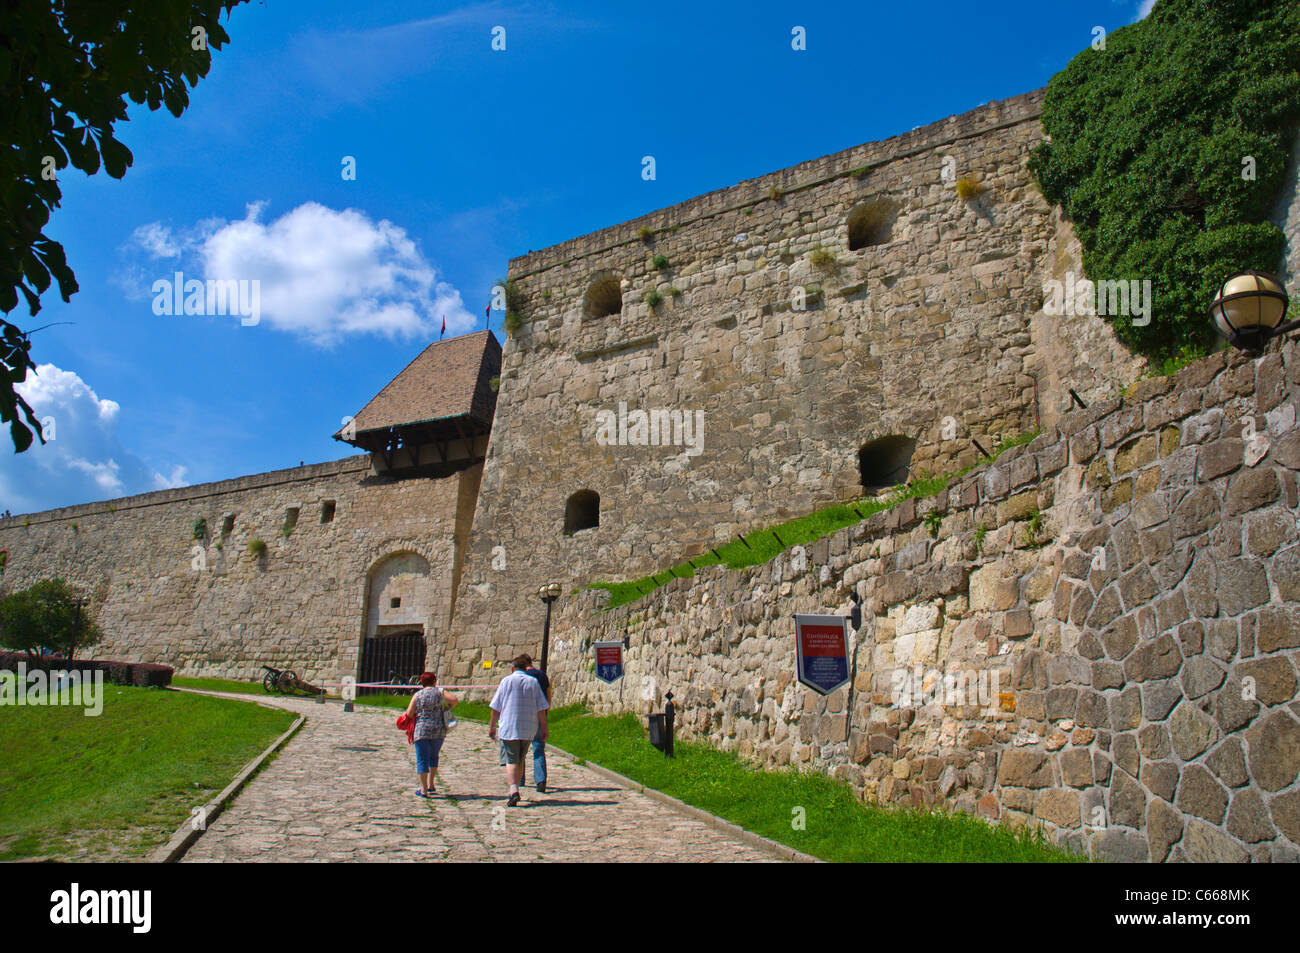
[0,0,249,450]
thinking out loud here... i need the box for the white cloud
[1136,0,1157,20]
[127,202,474,346]
[131,222,181,259]
[0,364,186,514]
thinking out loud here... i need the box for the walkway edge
[547,742,823,864]
[149,692,306,863]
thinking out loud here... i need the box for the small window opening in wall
[847,201,899,251]
[859,435,916,490]
[283,507,299,534]
[390,597,401,609]
[583,276,622,320]
[321,500,336,524]
[564,490,600,535]
[221,514,235,536]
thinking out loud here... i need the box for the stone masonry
[548,343,1300,862]
[0,86,1297,863]
[0,458,482,682]
[447,90,1143,678]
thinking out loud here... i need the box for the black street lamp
[1210,270,1294,351]
[536,582,561,673]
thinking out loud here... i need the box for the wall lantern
[1210,270,1293,351]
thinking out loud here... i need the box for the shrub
[1028,0,1300,357]
[810,247,836,270]
[107,661,133,686]
[504,311,523,337]
[955,176,983,200]
[1023,509,1046,547]
[131,663,174,689]
[247,538,267,559]
[769,185,782,200]
[638,226,654,242]
[651,254,669,270]
[192,517,206,540]
[644,289,663,309]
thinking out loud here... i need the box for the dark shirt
[524,666,551,701]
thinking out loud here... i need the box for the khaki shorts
[499,738,530,765]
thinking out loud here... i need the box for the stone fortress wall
[0,457,483,682]
[445,90,1142,676]
[547,345,1300,862]
[0,89,1297,863]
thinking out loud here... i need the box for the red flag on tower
[440,316,446,340]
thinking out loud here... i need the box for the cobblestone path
[180,692,777,863]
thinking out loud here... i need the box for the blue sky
[1,0,1156,514]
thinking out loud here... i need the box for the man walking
[488,655,549,807]
[521,655,552,793]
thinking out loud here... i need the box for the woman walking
[404,672,457,797]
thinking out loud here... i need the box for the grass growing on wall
[589,431,1039,609]
[1028,0,1300,359]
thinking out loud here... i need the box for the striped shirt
[489,670,549,741]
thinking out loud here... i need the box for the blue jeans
[414,737,444,774]
[531,727,547,786]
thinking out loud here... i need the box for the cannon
[261,664,321,696]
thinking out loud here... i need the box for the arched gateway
[359,552,434,690]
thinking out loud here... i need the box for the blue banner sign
[594,641,624,684]
[794,613,850,695]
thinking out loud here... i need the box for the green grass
[590,430,1041,608]
[1149,343,1210,378]
[0,684,295,861]
[536,706,1076,862]
[175,675,418,708]
[173,675,268,697]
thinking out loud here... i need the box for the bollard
[343,700,354,712]
[647,691,676,758]
[315,690,325,705]
[664,691,675,759]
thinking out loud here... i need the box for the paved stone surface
[181,692,777,863]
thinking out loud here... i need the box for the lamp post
[537,582,561,674]
[1210,270,1294,351]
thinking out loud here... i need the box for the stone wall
[448,90,1143,675]
[546,344,1300,862]
[0,457,480,682]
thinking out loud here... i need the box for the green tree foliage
[0,1,248,450]
[1028,0,1300,357]
[0,578,103,659]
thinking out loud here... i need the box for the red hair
[418,672,437,687]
